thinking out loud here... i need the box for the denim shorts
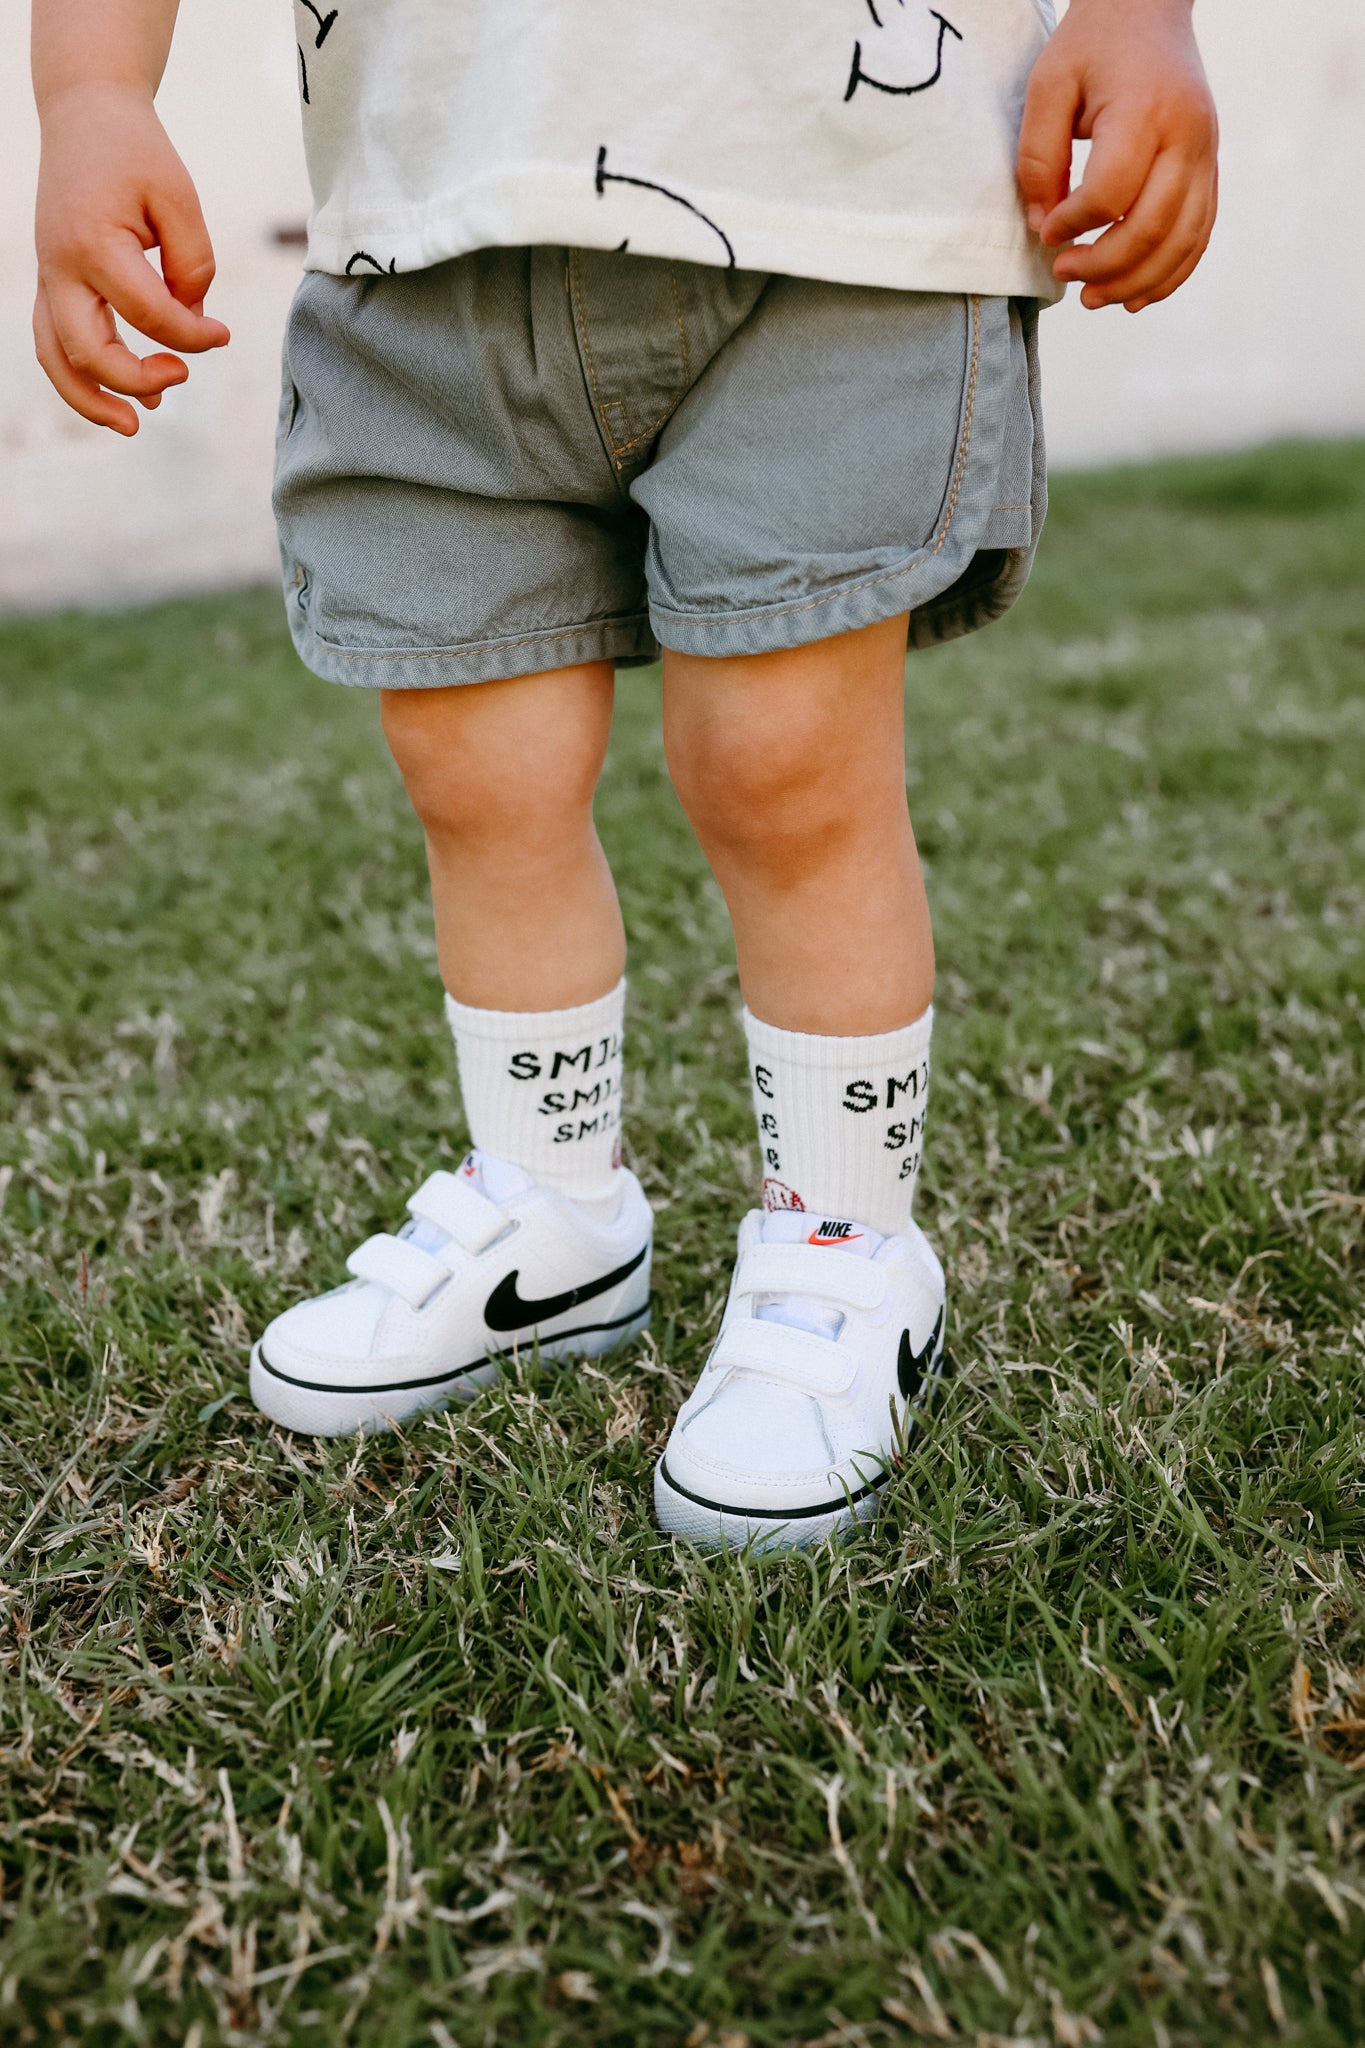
[272,246,1046,689]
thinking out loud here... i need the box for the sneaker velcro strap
[346,1232,449,1310]
[735,1245,885,1312]
[406,1171,509,1254]
[711,1314,855,1396]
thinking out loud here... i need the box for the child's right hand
[1016,0,1217,313]
[33,82,230,436]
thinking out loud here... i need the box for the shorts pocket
[638,283,1037,660]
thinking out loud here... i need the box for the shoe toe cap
[258,1279,393,1379]
[665,1378,880,1515]
[680,1378,832,1476]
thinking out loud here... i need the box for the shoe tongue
[754,1212,883,1340]
[405,1150,530,1255]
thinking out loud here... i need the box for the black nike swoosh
[484,1243,648,1333]
[898,1305,944,1402]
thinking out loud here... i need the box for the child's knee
[667,691,855,867]
[381,684,602,842]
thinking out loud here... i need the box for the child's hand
[34,82,230,435]
[1016,0,1218,312]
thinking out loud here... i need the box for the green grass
[1,436,1363,2048]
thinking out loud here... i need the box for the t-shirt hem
[305,172,1063,303]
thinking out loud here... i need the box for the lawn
[1,438,1363,2048]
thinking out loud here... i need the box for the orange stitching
[570,250,637,481]
[930,294,981,557]
[600,398,631,448]
[610,411,675,460]
[569,252,605,420]
[572,254,675,471]
[572,250,693,473]
[304,614,655,662]
[669,263,691,389]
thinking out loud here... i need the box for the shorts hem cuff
[286,607,659,689]
[648,545,967,659]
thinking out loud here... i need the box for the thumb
[1016,56,1079,232]
[148,162,227,332]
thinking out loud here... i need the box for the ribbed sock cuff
[742,1004,933,1237]
[445,978,626,1197]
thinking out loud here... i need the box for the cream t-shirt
[292,0,1059,299]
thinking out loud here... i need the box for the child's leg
[250,659,655,1437]
[662,613,930,1033]
[381,659,632,1202]
[664,612,935,1237]
[381,660,624,1011]
[655,614,946,1549]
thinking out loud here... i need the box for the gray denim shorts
[272,246,1045,689]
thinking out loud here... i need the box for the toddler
[32,0,1217,1547]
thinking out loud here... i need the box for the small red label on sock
[762,1177,806,1212]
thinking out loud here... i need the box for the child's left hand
[1016,0,1218,312]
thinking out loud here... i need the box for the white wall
[1042,0,1365,468]
[2,0,1363,612]
[0,2,308,612]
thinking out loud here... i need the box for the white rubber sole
[249,1303,651,1437]
[653,1344,946,1552]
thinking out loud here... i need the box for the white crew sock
[742,1004,933,1238]
[444,979,626,1201]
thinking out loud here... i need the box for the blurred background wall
[2,0,1363,613]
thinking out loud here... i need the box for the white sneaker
[654,1209,945,1550]
[249,1151,652,1435]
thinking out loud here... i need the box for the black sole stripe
[657,1457,891,1521]
[255,1300,651,1396]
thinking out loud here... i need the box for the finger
[33,283,139,435]
[1016,55,1080,230]
[87,233,229,353]
[1079,181,1215,309]
[1052,150,1188,286]
[1040,116,1160,245]
[1128,164,1218,308]
[1108,185,1216,311]
[149,168,222,313]
[45,275,189,399]
[1089,173,1215,307]
[1124,236,1207,313]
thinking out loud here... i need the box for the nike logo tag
[484,1243,648,1333]
[897,1306,944,1402]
